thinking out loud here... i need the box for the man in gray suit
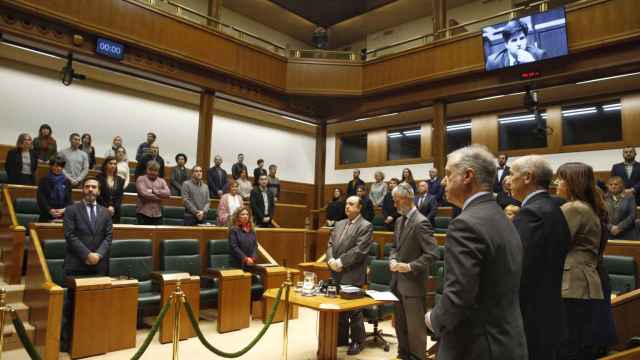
[326,195,373,356]
[425,145,527,360]
[389,182,438,360]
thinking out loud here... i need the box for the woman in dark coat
[325,188,346,227]
[228,207,258,270]
[33,124,57,163]
[5,133,38,185]
[80,133,96,169]
[97,156,125,223]
[37,155,72,222]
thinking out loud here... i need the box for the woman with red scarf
[228,207,258,270]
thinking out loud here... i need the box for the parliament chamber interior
[1,0,640,359]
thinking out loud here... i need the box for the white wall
[511,149,623,172]
[0,59,199,167]
[212,112,316,183]
[325,135,433,184]
[220,7,308,49]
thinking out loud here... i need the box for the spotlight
[60,53,86,86]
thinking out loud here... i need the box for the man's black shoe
[347,342,362,355]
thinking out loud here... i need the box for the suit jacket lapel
[396,210,416,251]
[78,202,95,234]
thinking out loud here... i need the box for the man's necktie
[89,203,97,230]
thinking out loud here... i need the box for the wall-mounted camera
[60,52,86,86]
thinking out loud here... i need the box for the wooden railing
[611,288,640,351]
[0,184,26,284]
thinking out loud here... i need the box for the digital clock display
[96,37,125,60]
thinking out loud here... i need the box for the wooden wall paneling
[367,128,387,164]
[255,229,309,267]
[286,60,362,95]
[471,114,498,154]
[432,102,446,175]
[621,93,640,145]
[420,122,433,160]
[611,289,640,351]
[272,203,308,228]
[197,92,215,171]
[545,106,563,153]
[314,123,327,213]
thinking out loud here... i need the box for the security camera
[60,53,86,86]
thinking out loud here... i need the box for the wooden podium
[251,266,300,323]
[67,276,138,359]
[208,268,252,333]
[152,272,201,344]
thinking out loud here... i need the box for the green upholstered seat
[14,197,40,231]
[0,170,8,184]
[434,216,451,234]
[120,204,138,224]
[434,265,445,307]
[603,255,637,294]
[430,245,445,276]
[160,239,218,307]
[368,241,380,263]
[207,239,263,301]
[42,239,66,287]
[383,243,392,259]
[371,214,387,231]
[207,208,218,222]
[124,182,137,194]
[162,206,185,226]
[362,259,395,351]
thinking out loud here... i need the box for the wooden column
[433,0,447,39]
[197,91,215,177]
[207,0,222,27]
[314,122,327,211]
[432,101,447,175]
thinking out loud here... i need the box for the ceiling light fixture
[576,72,640,85]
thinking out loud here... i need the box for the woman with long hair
[401,167,417,193]
[217,180,244,226]
[5,133,38,185]
[227,207,258,270]
[80,133,96,169]
[33,124,57,163]
[237,168,253,200]
[326,187,346,227]
[97,156,125,223]
[36,155,72,222]
[115,146,130,189]
[556,162,616,358]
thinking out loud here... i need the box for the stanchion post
[171,280,184,360]
[281,269,293,360]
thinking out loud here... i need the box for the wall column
[432,101,447,175]
[197,91,215,178]
[433,0,447,39]
[314,121,327,211]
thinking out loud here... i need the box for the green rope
[184,286,285,358]
[10,310,42,360]
[130,300,172,360]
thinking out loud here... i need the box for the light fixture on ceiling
[476,92,525,101]
[281,115,318,126]
[446,122,472,131]
[576,72,640,85]
[498,112,548,124]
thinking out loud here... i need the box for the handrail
[2,185,19,227]
[257,243,279,266]
[28,227,54,285]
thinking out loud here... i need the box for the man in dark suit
[510,155,569,360]
[382,178,401,231]
[356,185,375,222]
[427,168,444,204]
[415,181,437,227]
[326,195,373,355]
[207,155,228,198]
[610,146,640,204]
[493,153,510,193]
[426,145,527,360]
[250,174,275,227]
[346,169,365,197]
[61,176,113,351]
[486,19,546,71]
[231,153,247,180]
[389,182,438,360]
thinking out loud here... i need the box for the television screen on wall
[482,7,568,72]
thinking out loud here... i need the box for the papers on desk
[365,290,399,302]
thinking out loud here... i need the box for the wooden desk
[298,262,331,282]
[208,268,252,333]
[154,273,201,344]
[252,266,299,323]
[264,288,387,360]
[67,277,138,359]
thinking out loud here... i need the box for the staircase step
[2,320,35,351]
[0,283,25,303]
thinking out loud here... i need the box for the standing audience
[346,169,365,197]
[170,153,190,196]
[33,124,57,163]
[232,153,248,180]
[426,145,527,360]
[182,165,210,226]
[80,133,96,169]
[509,155,569,360]
[326,188,346,227]
[497,175,522,209]
[208,155,228,198]
[401,168,417,193]
[556,162,616,359]
[60,133,89,187]
[5,133,37,185]
[218,180,243,226]
[267,164,280,201]
[389,182,438,360]
[37,155,72,222]
[253,159,267,186]
[135,144,165,179]
[369,171,387,207]
[136,132,156,162]
[97,156,125,224]
[427,168,444,204]
[228,207,258,270]
[382,178,401,231]
[356,185,374,222]
[415,180,437,227]
[494,153,511,193]
[605,176,639,239]
[104,136,126,159]
[135,160,170,225]
[115,146,130,189]
[610,146,640,204]
[250,174,275,228]
[236,169,253,200]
